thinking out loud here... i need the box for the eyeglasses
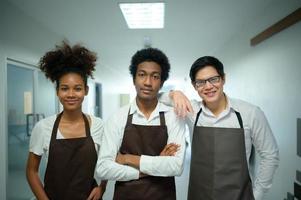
[194,75,221,88]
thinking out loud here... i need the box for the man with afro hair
[97,48,186,200]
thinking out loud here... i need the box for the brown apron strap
[194,108,244,129]
[234,110,244,129]
[159,112,166,126]
[82,113,91,137]
[126,109,133,126]
[50,112,63,141]
[194,108,203,127]
[126,108,166,126]
[51,112,91,139]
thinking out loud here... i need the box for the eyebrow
[59,84,84,87]
[137,70,161,74]
[195,75,220,81]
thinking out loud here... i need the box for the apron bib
[44,112,98,200]
[113,111,176,200]
[188,109,254,200]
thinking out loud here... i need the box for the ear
[85,86,89,96]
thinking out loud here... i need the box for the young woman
[26,42,106,200]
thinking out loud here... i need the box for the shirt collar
[129,99,170,117]
[200,93,235,117]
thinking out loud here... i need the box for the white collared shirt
[96,100,186,181]
[159,93,279,200]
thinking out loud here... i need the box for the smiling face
[193,65,225,107]
[134,61,162,103]
[57,72,88,112]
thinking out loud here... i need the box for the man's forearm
[125,154,141,169]
[116,153,141,169]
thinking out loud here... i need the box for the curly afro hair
[39,41,97,88]
[129,48,170,83]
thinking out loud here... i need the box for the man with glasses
[160,56,279,200]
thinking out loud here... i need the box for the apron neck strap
[194,108,203,127]
[51,112,91,140]
[194,108,244,129]
[234,111,243,129]
[51,112,63,141]
[126,109,133,126]
[159,112,166,126]
[126,109,166,126]
[82,113,91,136]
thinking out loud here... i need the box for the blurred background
[1,0,301,199]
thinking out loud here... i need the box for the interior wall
[0,1,63,199]
[0,2,122,198]
[213,1,301,199]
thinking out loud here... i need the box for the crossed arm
[97,108,187,181]
[115,143,180,173]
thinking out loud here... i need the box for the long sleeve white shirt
[96,100,186,182]
[159,93,279,200]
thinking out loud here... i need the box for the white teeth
[206,91,215,97]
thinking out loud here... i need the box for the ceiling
[6,0,282,83]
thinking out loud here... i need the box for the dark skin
[26,73,107,200]
[115,62,180,173]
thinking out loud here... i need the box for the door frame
[4,58,59,199]
[95,82,103,118]
[0,54,8,200]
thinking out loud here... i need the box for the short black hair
[189,56,225,82]
[129,48,170,83]
[39,41,97,89]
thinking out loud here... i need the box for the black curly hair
[129,48,170,83]
[39,41,97,89]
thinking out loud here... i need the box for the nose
[67,89,75,97]
[143,75,152,86]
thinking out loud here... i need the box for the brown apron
[188,108,254,200]
[44,112,98,200]
[113,111,176,200]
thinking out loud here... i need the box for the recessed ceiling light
[119,2,165,29]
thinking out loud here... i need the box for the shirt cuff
[139,155,153,174]
[124,165,140,181]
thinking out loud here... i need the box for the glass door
[7,62,57,200]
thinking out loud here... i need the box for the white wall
[0,1,63,199]
[214,1,301,199]
[94,73,136,120]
